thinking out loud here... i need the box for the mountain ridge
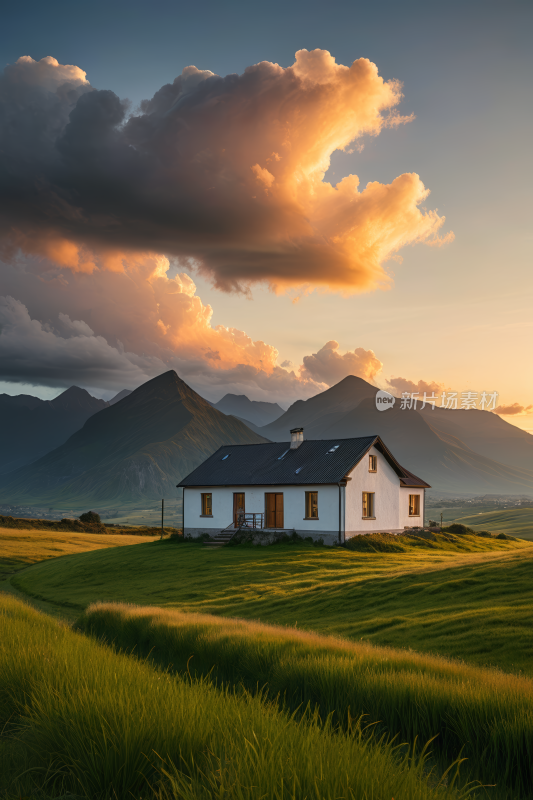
[211,393,284,427]
[255,377,533,496]
[0,371,267,505]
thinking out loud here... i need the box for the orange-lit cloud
[493,402,533,416]
[0,51,452,294]
[387,376,446,396]
[0,254,329,400]
[300,340,382,385]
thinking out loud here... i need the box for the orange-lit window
[369,455,377,472]
[409,495,420,516]
[305,491,318,519]
[362,492,375,519]
[201,493,212,516]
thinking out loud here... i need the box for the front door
[265,492,284,528]
[233,492,245,527]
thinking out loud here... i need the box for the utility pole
[440,511,443,530]
[161,498,164,539]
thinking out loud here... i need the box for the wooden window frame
[369,454,377,472]
[409,494,420,517]
[200,492,213,517]
[304,491,319,520]
[362,491,375,520]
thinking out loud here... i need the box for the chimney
[290,427,304,449]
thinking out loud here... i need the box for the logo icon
[375,390,395,411]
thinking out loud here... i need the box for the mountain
[212,393,285,427]
[109,389,133,405]
[0,386,109,475]
[256,376,533,496]
[258,376,378,441]
[0,371,267,506]
[419,406,533,472]
[322,397,533,495]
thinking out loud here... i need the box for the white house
[177,428,430,545]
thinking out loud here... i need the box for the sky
[0,0,531,430]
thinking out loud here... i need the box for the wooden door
[265,493,284,528]
[233,492,245,527]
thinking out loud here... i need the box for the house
[177,428,430,545]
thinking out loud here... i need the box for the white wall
[345,445,402,537]
[184,484,340,533]
[399,486,425,529]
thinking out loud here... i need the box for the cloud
[0,295,167,390]
[387,376,445,396]
[0,51,451,294]
[493,402,533,416]
[0,256,330,401]
[300,340,382,385]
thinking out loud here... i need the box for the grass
[0,525,157,573]
[11,533,533,674]
[0,594,471,800]
[453,508,533,539]
[78,601,533,797]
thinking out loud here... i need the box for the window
[201,493,212,516]
[362,492,375,519]
[327,444,340,453]
[409,494,420,516]
[369,454,377,472]
[305,491,318,519]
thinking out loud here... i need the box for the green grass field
[0,526,157,574]
[453,508,533,539]
[78,601,533,797]
[0,594,471,800]
[9,532,533,674]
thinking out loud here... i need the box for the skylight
[221,454,230,461]
[295,467,302,474]
[278,449,289,460]
[327,445,340,453]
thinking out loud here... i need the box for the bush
[475,530,492,538]
[496,532,511,540]
[446,523,474,536]
[79,510,101,524]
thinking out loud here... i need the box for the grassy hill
[78,601,533,797]
[3,532,533,797]
[0,371,267,506]
[1,594,473,800]
[453,508,533,539]
[9,533,533,674]
[0,527,157,574]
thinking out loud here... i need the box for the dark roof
[399,466,431,489]
[177,435,431,488]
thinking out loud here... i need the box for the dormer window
[369,455,377,472]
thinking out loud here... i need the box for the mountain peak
[49,386,107,412]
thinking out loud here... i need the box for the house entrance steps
[203,512,265,548]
